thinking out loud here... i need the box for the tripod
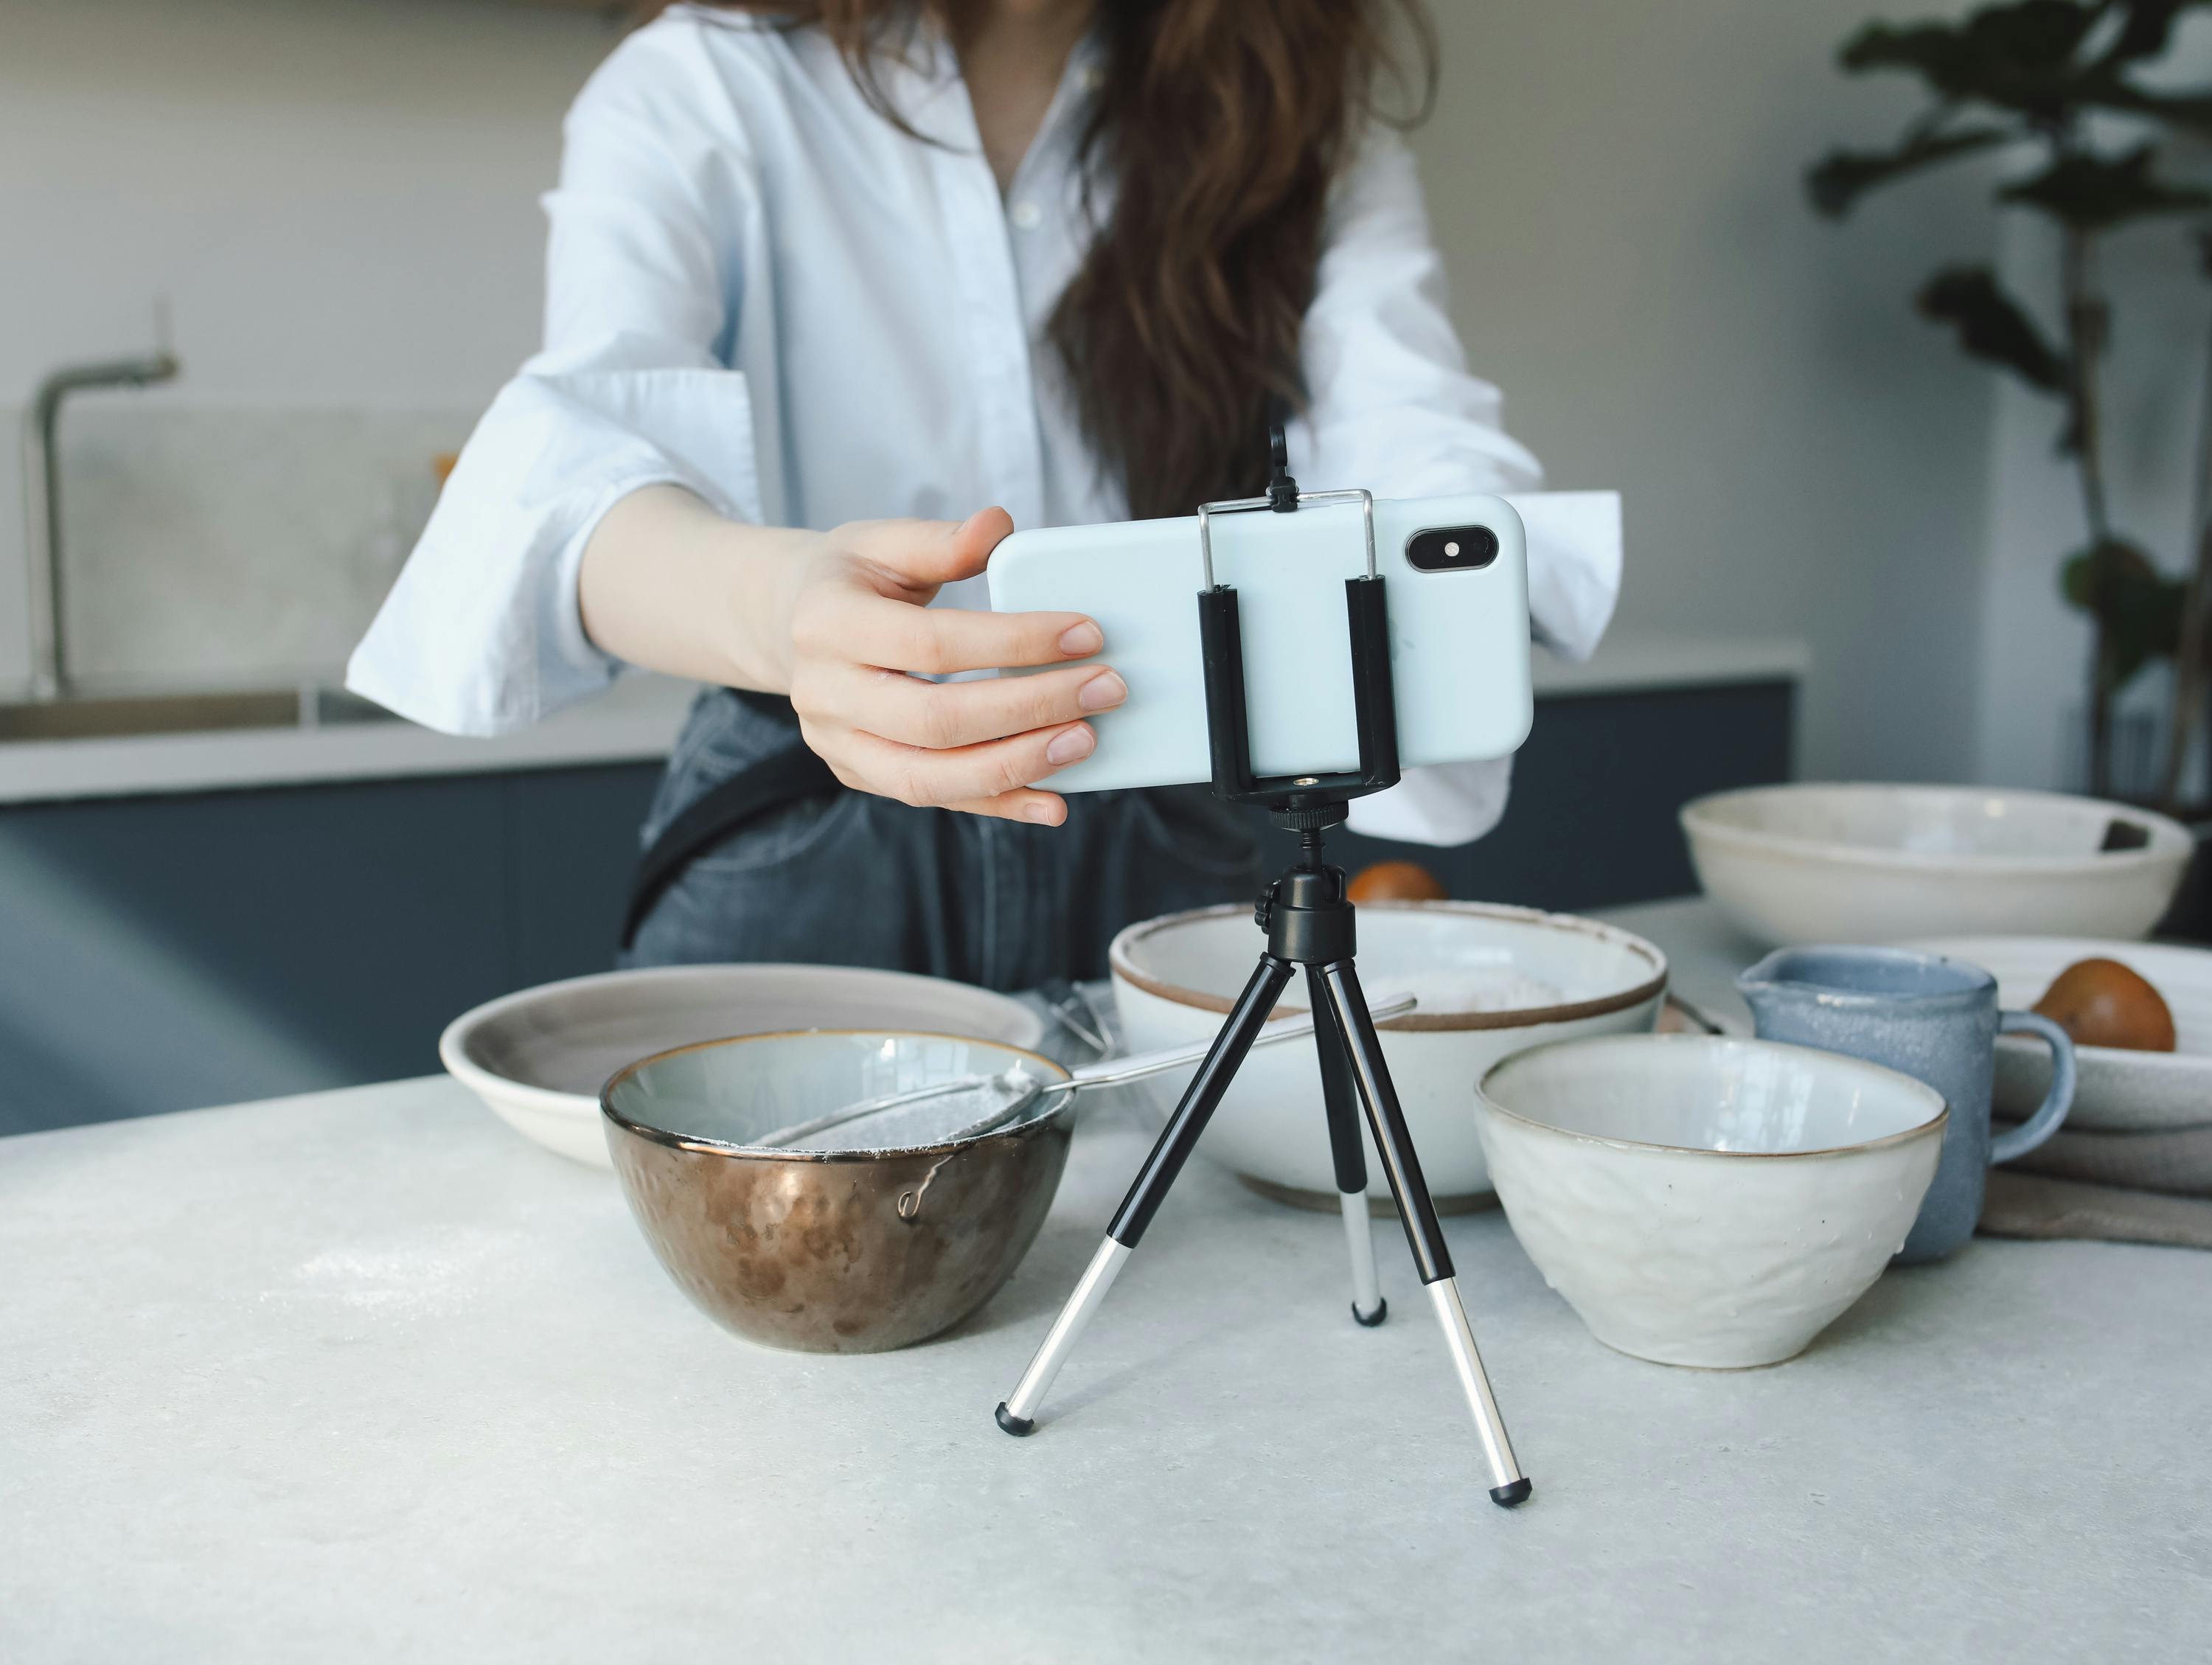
[991,439,1531,1507]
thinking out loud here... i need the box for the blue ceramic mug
[1737,945,2076,1262]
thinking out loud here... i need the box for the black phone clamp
[1195,441,1399,827]
[992,425,1533,1510]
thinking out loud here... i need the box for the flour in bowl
[1411,970,1567,1015]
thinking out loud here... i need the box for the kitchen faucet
[21,313,181,701]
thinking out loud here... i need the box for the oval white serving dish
[1680,782,2193,948]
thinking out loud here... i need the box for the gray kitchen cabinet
[0,680,1790,1135]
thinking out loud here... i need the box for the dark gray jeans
[621,689,1265,991]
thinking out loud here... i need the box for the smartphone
[987,493,1532,794]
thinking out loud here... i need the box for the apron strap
[620,743,841,950]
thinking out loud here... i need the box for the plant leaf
[1841,2,2105,117]
[2103,0,2202,62]
[2079,79,2212,135]
[1806,125,2012,216]
[2061,537,2184,688]
[1916,265,2070,392]
[1999,143,2212,228]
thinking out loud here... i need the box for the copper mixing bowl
[601,1030,1074,1353]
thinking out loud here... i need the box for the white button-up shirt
[347,6,1618,844]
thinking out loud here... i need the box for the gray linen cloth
[1983,1119,2212,1250]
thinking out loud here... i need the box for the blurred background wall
[1,0,2205,782]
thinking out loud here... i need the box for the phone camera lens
[1407,524,1500,572]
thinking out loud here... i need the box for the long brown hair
[635,1,1434,518]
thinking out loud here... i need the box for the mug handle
[1989,1010,2077,1164]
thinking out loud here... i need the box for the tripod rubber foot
[995,1402,1035,1438]
[1489,1478,1533,1509]
[1352,1297,1388,1327]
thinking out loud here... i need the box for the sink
[0,688,397,742]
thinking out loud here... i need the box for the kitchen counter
[4,945,2203,1661]
[0,633,1808,805]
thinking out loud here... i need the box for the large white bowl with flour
[1478,1035,1946,1369]
[442,964,1046,1168]
[1109,902,1668,1208]
[1680,783,2193,948]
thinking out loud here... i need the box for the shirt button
[1009,199,1043,231]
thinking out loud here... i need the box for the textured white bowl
[1907,936,2212,1133]
[441,964,1046,1167]
[1477,1035,1946,1369]
[1680,783,2193,948]
[1110,902,1666,1206]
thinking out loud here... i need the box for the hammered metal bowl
[602,1031,1074,1353]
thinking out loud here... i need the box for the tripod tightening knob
[1253,882,1279,932]
[1269,804,1346,832]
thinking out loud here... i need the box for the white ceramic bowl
[441,964,1046,1167]
[1110,902,1667,1207]
[1477,1035,1946,1369]
[1907,936,2212,1133]
[1680,783,2194,948]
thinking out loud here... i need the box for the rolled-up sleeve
[1295,128,1620,847]
[347,24,765,735]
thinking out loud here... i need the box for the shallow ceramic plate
[1907,936,2212,1133]
[441,964,1047,1167]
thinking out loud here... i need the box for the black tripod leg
[996,953,1297,1437]
[1315,959,1532,1508]
[1307,964,1385,1327]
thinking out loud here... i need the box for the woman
[349,0,1607,989]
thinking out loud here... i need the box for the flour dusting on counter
[266,1227,526,1318]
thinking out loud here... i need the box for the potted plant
[1807,0,2212,813]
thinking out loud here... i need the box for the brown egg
[1347,860,1448,904]
[2032,957,2177,1052]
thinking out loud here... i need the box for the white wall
[1413,0,1999,782]
[4,0,2004,782]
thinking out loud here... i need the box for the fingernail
[1024,800,1060,824]
[1045,725,1095,765]
[1058,622,1102,656]
[1077,670,1127,711]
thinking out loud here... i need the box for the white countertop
[0,633,1808,806]
[2,896,2203,1664]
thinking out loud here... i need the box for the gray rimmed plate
[1907,936,2212,1133]
[440,964,1047,1167]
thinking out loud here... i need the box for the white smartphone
[987,493,1533,794]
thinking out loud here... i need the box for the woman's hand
[784,507,1124,826]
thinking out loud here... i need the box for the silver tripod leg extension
[1340,1191,1382,1322]
[1308,961,1386,1327]
[995,1239,1129,1435]
[995,954,1296,1438]
[1316,961,1531,1505]
[1427,1278,1523,1495]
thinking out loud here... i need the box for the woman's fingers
[824,661,1125,751]
[785,507,1107,827]
[838,507,1015,592]
[835,720,1096,810]
[942,790,1069,826]
[819,586,1100,676]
